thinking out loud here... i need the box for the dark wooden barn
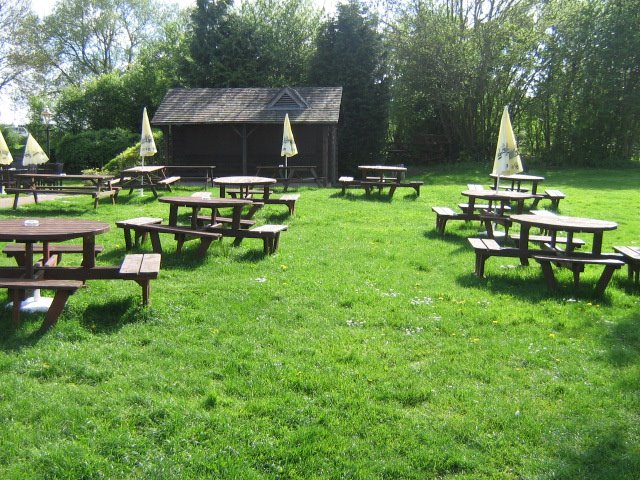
[151,87,342,182]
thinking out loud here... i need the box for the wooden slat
[140,254,161,276]
[119,254,142,275]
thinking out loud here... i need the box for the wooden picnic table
[159,195,252,231]
[255,164,324,190]
[158,194,287,255]
[510,214,623,294]
[212,175,277,199]
[119,165,180,197]
[490,173,545,194]
[338,165,423,197]
[164,165,216,189]
[7,173,118,209]
[460,189,540,238]
[0,218,109,330]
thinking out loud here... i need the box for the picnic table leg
[538,259,558,291]
[594,266,618,296]
[38,290,73,332]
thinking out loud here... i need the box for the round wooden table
[461,189,539,215]
[159,196,253,230]
[212,176,277,199]
[0,218,110,276]
[0,218,109,313]
[511,214,618,255]
[489,173,545,194]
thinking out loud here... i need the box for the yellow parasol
[22,133,49,167]
[0,129,14,166]
[140,107,157,163]
[281,113,298,167]
[492,105,523,188]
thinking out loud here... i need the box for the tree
[0,0,37,92]
[389,0,541,163]
[529,0,640,165]
[182,0,321,88]
[307,0,390,172]
[34,0,160,88]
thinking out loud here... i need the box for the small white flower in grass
[515,410,521,417]
[255,277,267,283]
[410,297,433,305]
[382,290,399,297]
[346,320,365,327]
[404,326,423,336]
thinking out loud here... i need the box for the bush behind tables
[56,128,138,173]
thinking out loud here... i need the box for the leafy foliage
[308,1,390,173]
[56,128,139,173]
[102,130,164,173]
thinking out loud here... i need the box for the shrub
[56,129,139,173]
[103,131,165,173]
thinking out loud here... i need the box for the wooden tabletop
[212,176,277,186]
[461,189,537,201]
[159,196,253,208]
[510,214,618,232]
[0,218,110,242]
[16,173,114,180]
[489,173,545,182]
[122,165,165,173]
[358,165,407,172]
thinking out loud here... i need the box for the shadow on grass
[329,191,394,203]
[605,310,640,367]
[458,267,619,304]
[263,211,290,223]
[549,426,640,479]
[80,297,151,334]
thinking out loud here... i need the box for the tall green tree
[32,0,160,88]
[308,0,390,172]
[389,0,540,163]
[530,0,640,165]
[182,0,320,88]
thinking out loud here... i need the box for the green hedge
[56,129,139,173]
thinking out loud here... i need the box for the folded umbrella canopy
[281,113,298,168]
[0,129,13,166]
[140,107,157,163]
[492,105,523,187]
[22,133,49,167]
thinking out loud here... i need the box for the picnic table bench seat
[262,193,300,215]
[117,220,222,256]
[5,187,119,209]
[432,206,479,235]
[458,202,511,214]
[613,246,640,284]
[532,253,624,296]
[468,237,528,277]
[157,176,181,186]
[532,189,566,209]
[3,243,105,265]
[204,224,288,255]
[508,233,586,250]
[196,215,256,229]
[0,277,85,331]
[338,176,359,194]
[41,253,162,307]
[116,217,163,250]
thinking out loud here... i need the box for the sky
[1,0,340,125]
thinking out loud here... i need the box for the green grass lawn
[0,164,639,479]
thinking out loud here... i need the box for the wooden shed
[151,87,342,182]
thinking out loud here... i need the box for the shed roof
[152,87,342,126]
